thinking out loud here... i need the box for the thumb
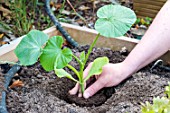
[83,62,93,78]
[83,78,105,99]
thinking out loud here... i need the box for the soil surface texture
[1,45,170,113]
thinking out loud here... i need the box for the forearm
[123,0,170,76]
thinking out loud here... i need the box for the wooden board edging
[0,22,169,63]
[134,0,167,18]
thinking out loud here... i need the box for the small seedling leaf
[55,69,78,82]
[165,82,170,98]
[14,30,48,66]
[80,51,85,62]
[40,36,72,71]
[152,97,169,112]
[85,57,109,81]
[95,4,136,37]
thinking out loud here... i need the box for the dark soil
[1,45,170,113]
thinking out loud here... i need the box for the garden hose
[150,59,170,72]
[45,0,79,47]
[0,63,20,113]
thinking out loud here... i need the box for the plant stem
[79,62,84,93]
[68,33,100,94]
[66,0,87,26]
[66,64,80,80]
[72,54,83,66]
[84,33,100,65]
[79,33,100,93]
[66,64,85,93]
[80,81,85,93]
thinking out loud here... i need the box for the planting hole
[47,77,115,107]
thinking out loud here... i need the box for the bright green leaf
[95,4,136,37]
[141,101,154,113]
[80,51,85,62]
[55,69,78,82]
[84,57,109,81]
[40,36,72,71]
[152,97,169,113]
[14,30,48,66]
[164,105,170,113]
[165,82,170,98]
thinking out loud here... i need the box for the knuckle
[89,62,93,66]
[89,86,97,94]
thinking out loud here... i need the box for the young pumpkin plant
[141,82,170,113]
[14,4,136,94]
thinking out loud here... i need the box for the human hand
[69,62,131,99]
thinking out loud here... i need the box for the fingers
[78,89,82,97]
[69,83,79,95]
[83,62,93,79]
[69,62,94,97]
[95,75,100,79]
[78,82,86,97]
[83,78,105,99]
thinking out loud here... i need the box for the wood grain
[134,0,167,18]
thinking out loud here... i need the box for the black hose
[45,0,79,47]
[0,63,20,113]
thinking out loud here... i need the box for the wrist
[120,61,138,78]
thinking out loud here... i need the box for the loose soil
[1,45,170,113]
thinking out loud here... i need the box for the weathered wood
[134,0,166,6]
[0,23,170,63]
[134,3,162,11]
[134,6,161,14]
[135,11,158,18]
[134,0,167,18]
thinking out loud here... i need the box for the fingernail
[78,93,82,97]
[69,90,74,95]
[84,92,90,99]
[68,90,72,94]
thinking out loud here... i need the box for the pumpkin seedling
[141,82,170,113]
[14,4,136,94]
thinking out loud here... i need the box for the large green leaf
[14,30,48,66]
[84,57,109,81]
[55,69,78,82]
[40,36,72,71]
[95,4,136,38]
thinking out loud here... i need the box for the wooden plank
[134,7,160,14]
[0,26,59,57]
[135,11,158,18]
[0,51,18,63]
[134,0,166,3]
[134,0,166,18]
[0,23,139,62]
[152,0,167,2]
[134,0,166,6]
[134,3,162,11]
[0,23,170,63]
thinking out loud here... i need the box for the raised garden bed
[0,22,170,63]
[1,1,170,112]
[1,45,170,113]
[0,22,170,113]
